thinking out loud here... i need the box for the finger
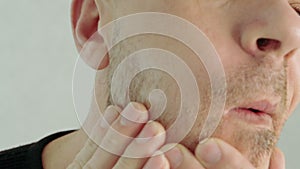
[113,121,166,169]
[195,138,256,169]
[269,147,285,169]
[66,105,120,169]
[83,102,148,169]
[143,151,170,169]
[163,144,205,169]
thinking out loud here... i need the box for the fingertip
[195,138,222,167]
[130,102,148,112]
[270,147,285,169]
[143,152,169,169]
[148,121,166,135]
[120,102,149,125]
[195,138,255,169]
[163,145,183,169]
[106,105,122,113]
[274,147,285,160]
[163,144,205,169]
[139,120,166,141]
[100,105,120,129]
[137,121,166,144]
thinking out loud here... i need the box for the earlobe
[71,0,109,70]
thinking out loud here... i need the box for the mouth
[227,100,277,129]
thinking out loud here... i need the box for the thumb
[195,138,255,169]
[269,147,285,169]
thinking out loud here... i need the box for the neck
[41,95,106,169]
[41,129,87,169]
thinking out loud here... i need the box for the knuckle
[83,163,95,169]
[67,161,84,169]
[73,158,86,168]
[145,154,169,169]
[101,133,132,155]
[80,140,97,157]
[114,158,135,169]
[86,139,97,151]
[70,140,97,168]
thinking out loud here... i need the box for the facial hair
[99,36,288,168]
[215,62,287,168]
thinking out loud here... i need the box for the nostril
[257,38,270,49]
[257,38,281,51]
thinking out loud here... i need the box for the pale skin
[42,0,300,168]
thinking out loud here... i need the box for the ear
[71,0,109,70]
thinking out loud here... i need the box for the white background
[0,1,299,169]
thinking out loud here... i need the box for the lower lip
[227,108,273,129]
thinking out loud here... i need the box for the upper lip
[235,100,278,116]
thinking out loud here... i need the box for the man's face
[94,0,300,168]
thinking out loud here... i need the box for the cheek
[287,56,300,113]
[294,56,300,102]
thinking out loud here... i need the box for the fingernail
[120,102,148,126]
[196,139,222,166]
[165,146,183,168]
[136,121,156,144]
[143,151,167,169]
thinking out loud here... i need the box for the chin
[177,115,279,169]
[219,117,279,168]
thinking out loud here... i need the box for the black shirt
[0,130,75,169]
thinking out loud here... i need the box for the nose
[240,1,300,61]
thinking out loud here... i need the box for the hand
[269,147,285,169]
[67,102,167,169]
[144,140,285,169]
[67,102,285,169]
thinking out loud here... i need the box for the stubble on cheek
[102,32,289,168]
